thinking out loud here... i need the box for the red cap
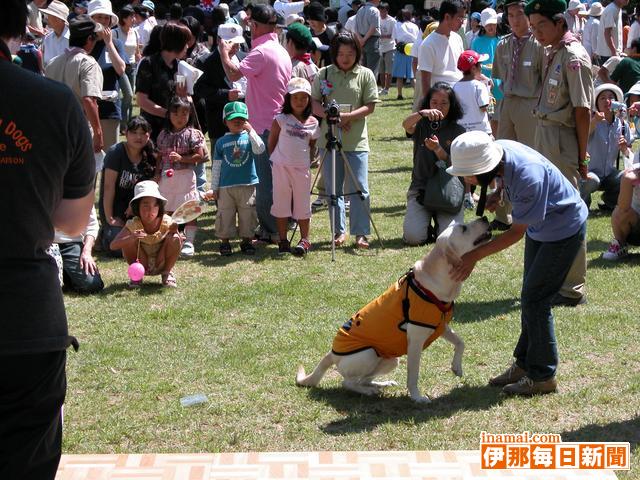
[457,50,489,72]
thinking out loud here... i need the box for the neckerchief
[509,32,531,90]
[294,53,312,65]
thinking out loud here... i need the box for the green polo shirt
[311,64,380,151]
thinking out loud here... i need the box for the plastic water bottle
[180,393,208,407]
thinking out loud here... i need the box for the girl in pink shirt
[268,77,320,256]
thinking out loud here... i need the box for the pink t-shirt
[238,33,292,135]
[270,113,320,167]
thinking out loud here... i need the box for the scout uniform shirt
[534,37,592,129]
[332,273,453,359]
[492,33,544,100]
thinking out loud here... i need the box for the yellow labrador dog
[296,217,492,403]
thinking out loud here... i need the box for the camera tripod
[307,119,384,261]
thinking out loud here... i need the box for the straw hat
[447,131,504,177]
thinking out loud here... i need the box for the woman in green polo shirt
[311,32,380,249]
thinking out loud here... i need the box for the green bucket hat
[223,101,249,121]
[524,0,567,16]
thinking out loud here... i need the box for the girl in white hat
[447,131,588,396]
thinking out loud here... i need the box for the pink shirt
[270,113,320,167]
[238,33,292,134]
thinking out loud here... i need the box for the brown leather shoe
[502,376,557,396]
[489,363,527,387]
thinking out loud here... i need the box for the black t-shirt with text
[0,43,94,355]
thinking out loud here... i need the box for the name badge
[523,61,532,66]
[549,78,559,86]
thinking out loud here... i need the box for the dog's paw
[410,394,432,404]
[451,363,463,377]
[370,380,398,388]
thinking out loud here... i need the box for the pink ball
[128,261,145,281]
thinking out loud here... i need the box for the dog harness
[331,269,454,359]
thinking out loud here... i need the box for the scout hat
[287,77,312,95]
[87,0,119,27]
[129,180,167,207]
[40,0,70,24]
[223,101,249,121]
[286,21,314,49]
[447,131,504,177]
[457,49,490,72]
[524,0,567,16]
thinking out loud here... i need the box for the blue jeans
[255,130,277,239]
[580,170,621,209]
[118,66,135,132]
[100,224,123,257]
[58,241,104,293]
[514,221,587,381]
[321,149,371,236]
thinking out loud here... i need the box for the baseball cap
[223,101,249,121]
[69,14,103,38]
[457,49,490,72]
[287,77,312,95]
[218,23,245,44]
[470,11,481,21]
[480,7,498,26]
[141,0,155,12]
[251,4,277,25]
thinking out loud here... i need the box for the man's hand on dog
[450,252,477,282]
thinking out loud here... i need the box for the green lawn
[63,88,639,477]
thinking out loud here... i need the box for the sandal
[355,235,370,249]
[334,233,347,246]
[161,271,177,288]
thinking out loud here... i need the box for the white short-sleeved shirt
[417,31,464,87]
[344,15,357,34]
[42,26,69,66]
[270,113,320,167]
[596,2,622,57]
[453,79,491,134]
[380,16,397,53]
[394,20,420,45]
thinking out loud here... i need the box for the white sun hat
[87,0,119,28]
[40,0,70,25]
[567,0,582,11]
[447,131,504,177]
[480,8,498,26]
[593,83,624,110]
[129,180,167,207]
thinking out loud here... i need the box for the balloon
[128,261,145,282]
[404,43,413,56]
[166,168,174,178]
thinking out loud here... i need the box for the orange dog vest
[332,271,454,359]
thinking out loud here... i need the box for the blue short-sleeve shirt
[499,140,588,242]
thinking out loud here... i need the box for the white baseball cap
[447,131,504,177]
[287,77,312,95]
[480,8,498,26]
[218,23,245,44]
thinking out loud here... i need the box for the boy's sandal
[161,272,177,288]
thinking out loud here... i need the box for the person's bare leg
[159,234,182,275]
[276,217,288,243]
[612,170,640,242]
[397,78,403,98]
[298,218,310,240]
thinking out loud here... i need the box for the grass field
[63,88,639,477]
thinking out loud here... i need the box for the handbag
[395,41,407,54]
[417,164,464,214]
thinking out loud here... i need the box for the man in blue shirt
[448,132,588,396]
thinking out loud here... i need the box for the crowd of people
[4,0,640,477]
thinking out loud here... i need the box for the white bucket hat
[586,2,603,16]
[88,0,118,28]
[567,0,582,11]
[480,8,498,26]
[40,0,70,24]
[593,83,624,110]
[218,23,245,44]
[447,131,504,177]
[129,181,167,207]
[287,77,312,95]
[625,80,640,98]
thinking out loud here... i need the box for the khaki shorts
[380,50,395,76]
[215,185,257,240]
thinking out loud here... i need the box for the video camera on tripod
[324,99,352,125]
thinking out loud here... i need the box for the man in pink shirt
[219,4,292,243]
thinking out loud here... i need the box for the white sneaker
[602,239,628,260]
[379,88,389,95]
[181,241,195,257]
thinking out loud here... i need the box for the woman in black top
[401,82,466,245]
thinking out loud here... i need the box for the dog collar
[405,269,453,314]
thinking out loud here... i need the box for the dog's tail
[296,352,335,387]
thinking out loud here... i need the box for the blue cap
[471,12,482,21]
[141,0,155,12]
